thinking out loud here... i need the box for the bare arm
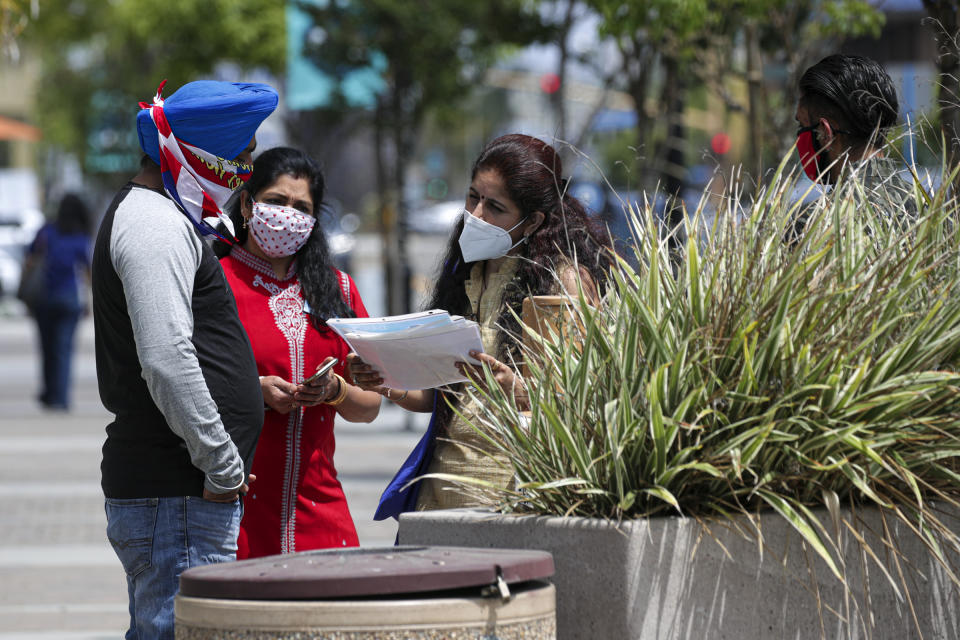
[287,357,383,423]
[346,352,435,413]
[333,384,382,423]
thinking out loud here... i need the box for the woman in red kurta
[215,147,381,558]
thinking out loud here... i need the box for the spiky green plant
[435,149,960,632]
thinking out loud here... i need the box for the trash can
[174,545,556,639]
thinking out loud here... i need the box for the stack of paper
[327,310,484,391]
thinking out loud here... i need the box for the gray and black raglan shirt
[93,183,263,499]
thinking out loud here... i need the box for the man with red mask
[791,54,915,239]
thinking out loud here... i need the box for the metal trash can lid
[179,546,555,600]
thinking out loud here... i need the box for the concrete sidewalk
[0,313,426,638]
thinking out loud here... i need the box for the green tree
[23,0,284,174]
[297,0,548,314]
[748,1,884,168]
[1,0,34,60]
[587,0,719,196]
[585,0,883,192]
[922,1,960,188]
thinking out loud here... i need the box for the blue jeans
[34,296,82,409]
[105,496,241,640]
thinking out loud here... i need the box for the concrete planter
[398,507,960,639]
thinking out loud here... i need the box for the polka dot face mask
[249,202,316,258]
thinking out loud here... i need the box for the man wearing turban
[91,80,278,640]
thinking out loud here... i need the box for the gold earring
[242,217,248,230]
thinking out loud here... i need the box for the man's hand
[202,473,256,502]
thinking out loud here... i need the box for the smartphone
[303,359,337,385]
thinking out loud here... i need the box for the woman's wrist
[324,374,349,406]
[384,387,409,403]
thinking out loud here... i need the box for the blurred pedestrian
[349,133,613,517]
[92,79,277,640]
[23,193,92,411]
[792,54,916,237]
[214,147,381,558]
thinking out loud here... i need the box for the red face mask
[796,125,821,182]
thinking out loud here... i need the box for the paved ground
[0,306,427,639]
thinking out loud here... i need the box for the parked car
[0,169,45,299]
[317,201,356,272]
[405,200,463,235]
[0,206,44,298]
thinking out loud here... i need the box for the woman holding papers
[350,134,612,515]
[214,147,381,557]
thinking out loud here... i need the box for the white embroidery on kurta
[252,274,307,554]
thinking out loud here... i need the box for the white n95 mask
[249,202,316,258]
[457,208,527,263]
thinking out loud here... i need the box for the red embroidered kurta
[221,246,366,558]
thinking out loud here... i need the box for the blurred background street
[0,233,437,640]
[0,1,951,637]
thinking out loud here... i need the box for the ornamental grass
[435,148,960,629]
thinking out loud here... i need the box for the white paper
[328,310,484,390]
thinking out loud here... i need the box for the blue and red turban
[136,80,278,240]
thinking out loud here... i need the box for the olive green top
[416,258,521,511]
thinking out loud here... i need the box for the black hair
[213,146,354,328]
[799,54,899,145]
[55,193,91,235]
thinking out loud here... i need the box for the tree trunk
[375,97,401,317]
[660,54,687,251]
[924,0,960,191]
[745,20,764,180]
[387,71,420,316]
[620,35,652,186]
[391,99,412,316]
[571,71,616,152]
[551,0,576,145]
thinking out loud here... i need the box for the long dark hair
[55,193,91,235]
[429,134,612,423]
[214,147,354,328]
